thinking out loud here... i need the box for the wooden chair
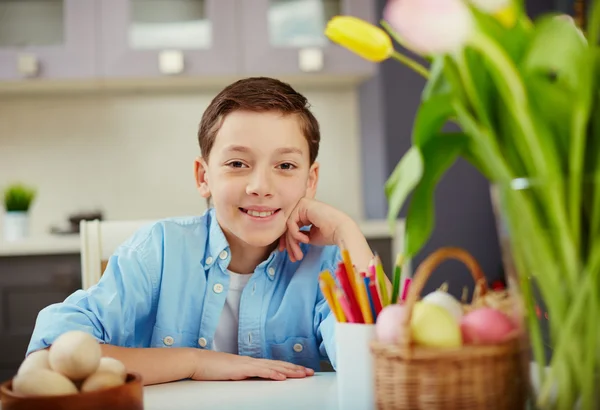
[79,219,155,290]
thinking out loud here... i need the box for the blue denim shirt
[27,208,342,371]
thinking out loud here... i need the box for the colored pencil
[341,247,372,324]
[336,289,357,323]
[391,254,404,304]
[363,275,377,320]
[400,278,411,302]
[365,270,382,318]
[318,271,346,322]
[335,262,364,323]
[354,269,373,324]
[374,254,390,307]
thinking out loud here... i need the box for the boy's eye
[278,163,296,170]
[227,161,247,168]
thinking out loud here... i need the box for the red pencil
[365,270,382,316]
[335,262,364,323]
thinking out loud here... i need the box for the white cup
[335,322,376,410]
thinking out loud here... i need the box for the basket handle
[398,247,488,348]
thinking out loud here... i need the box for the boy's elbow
[27,302,105,357]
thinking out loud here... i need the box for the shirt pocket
[150,325,199,348]
[268,336,319,369]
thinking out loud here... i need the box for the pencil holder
[370,247,529,410]
[335,322,376,410]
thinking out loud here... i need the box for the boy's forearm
[100,344,196,386]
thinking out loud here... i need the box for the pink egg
[460,307,516,344]
[375,304,407,344]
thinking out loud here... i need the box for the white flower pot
[3,211,30,242]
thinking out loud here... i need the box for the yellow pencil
[341,248,373,324]
[319,270,346,322]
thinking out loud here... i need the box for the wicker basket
[370,247,530,410]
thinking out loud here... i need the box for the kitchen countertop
[0,234,80,257]
[0,219,403,257]
[143,372,339,410]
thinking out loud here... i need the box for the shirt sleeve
[26,237,160,356]
[313,245,342,370]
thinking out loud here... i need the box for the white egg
[17,349,51,376]
[422,290,464,322]
[96,357,127,381]
[49,331,101,380]
[13,368,78,397]
[80,372,125,393]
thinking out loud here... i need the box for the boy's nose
[246,172,273,197]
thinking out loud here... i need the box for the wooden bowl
[0,372,143,410]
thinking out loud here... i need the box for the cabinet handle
[159,50,184,75]
[298,48,323,72]
[17,54,40,78]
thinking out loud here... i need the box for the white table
[144,373,339,410]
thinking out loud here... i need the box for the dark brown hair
[198,77,320,164]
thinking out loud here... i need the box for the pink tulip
[383,0,474,55]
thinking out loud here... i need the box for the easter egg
[375,304,407,344]
[411,302,462,348]
[422,290,464,322]
[81,372,125,393]
[17,349,51,376]
[460,307,516,344]
[49,331,101,380]
[13,368,78,397]
[96,357,127,381]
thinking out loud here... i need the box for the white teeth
[247,210,275,217]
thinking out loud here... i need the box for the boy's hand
[279,198,374,272]
[279,198,352,261]
[191,350,314,381]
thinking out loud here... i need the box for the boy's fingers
[251,367,286,381]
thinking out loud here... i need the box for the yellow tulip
[325,16,393,62]
[493,5,517,27]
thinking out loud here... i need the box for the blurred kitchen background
[0,0,569,379]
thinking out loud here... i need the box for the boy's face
[195,110,319,249]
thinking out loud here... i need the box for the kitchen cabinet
[0,0,376,90]
[239,0,376,78]
[98,0,239,78]
[0,0,96,82]
[0,254,81,382]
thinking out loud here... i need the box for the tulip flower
[383,0,474,56]
[470,0,517,27]
[325,16,393,62]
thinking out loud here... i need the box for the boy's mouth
[239,208,281,218]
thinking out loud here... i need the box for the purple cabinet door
[99,0,239,78]
[239,0,376,78]
[0,0,96,82]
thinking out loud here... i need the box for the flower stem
[390,51,430,79]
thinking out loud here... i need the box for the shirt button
[213,283,224,294]
[163,336,174,346]
[205,256,213,264]
[267,267,275,276]
[198,337,207,347]
[219,250,228,260]
[293,343,303,353]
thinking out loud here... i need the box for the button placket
[163,336,174,346]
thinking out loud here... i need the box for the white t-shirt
[212,271,252,354]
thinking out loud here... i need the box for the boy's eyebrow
[223,145,303,156]
[274,147,304,156]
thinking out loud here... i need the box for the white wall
[0,87,364,236]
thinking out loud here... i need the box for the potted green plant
[3,183,37,242]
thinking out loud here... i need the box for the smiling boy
[27,77,375,385]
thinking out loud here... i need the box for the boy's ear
[194,157,211,199]
[305,161,320,199]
